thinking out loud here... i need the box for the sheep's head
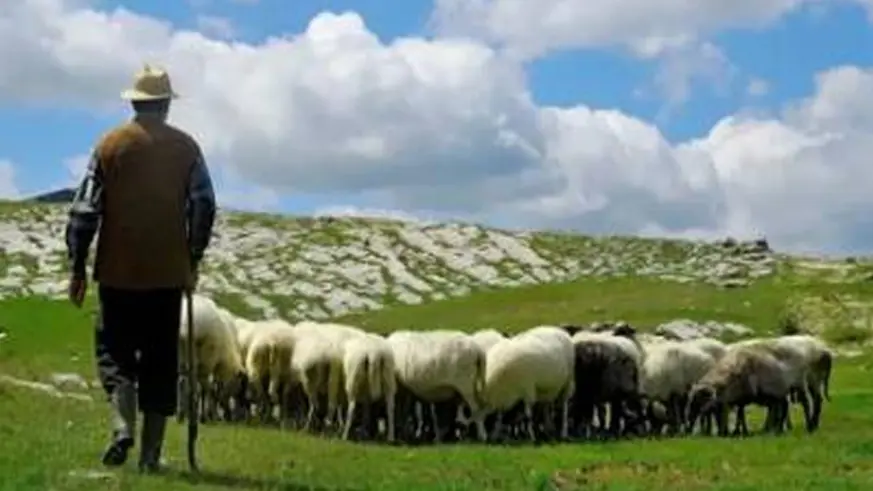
[615,358,639,394]
[686,384,717,425]
[612,322,637,338]
[222,369,248,398]
[559,324,584,336]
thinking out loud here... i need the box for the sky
[2,0,873,255]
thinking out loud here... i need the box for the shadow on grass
[169,468,364,491]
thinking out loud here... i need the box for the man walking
[65,64,217,473]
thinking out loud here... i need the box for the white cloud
[63,154,89,186]
[429,0,849,60]
[746,77,770,97]
[211,165,280,211]
[3,1,873,253]
[0,160,20,199]
[195,15,236,39]
[429,0,869,107]
[650,42,736,114]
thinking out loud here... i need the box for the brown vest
[93,116,201,289]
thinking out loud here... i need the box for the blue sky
[4,0,871,198]
[2,0,873,252]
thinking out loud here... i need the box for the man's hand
[68,276,87,308]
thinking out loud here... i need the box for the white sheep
[469,329,507,353]
[340,332,397,442]
[684,337,727,361]
[639,341,716,434]
[287,321,368,431]
[229,315,260,366]
[178,294,246,422]
[475,325,575,442]
[387,329,487,442]
[244,319,298,423]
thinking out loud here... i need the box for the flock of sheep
[176,294,834,445]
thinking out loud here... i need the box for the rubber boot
[101,384,137,467]
[138,412,168,474]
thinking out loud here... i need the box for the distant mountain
[27,188,76,203]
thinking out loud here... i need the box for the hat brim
[120,89,180,101]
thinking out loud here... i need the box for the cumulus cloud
[3,0,873,253]
[746,78,770,97]
[429,0,846,60]
[0,160,20,199]
[195,15,236,39]
[429,0,869,106]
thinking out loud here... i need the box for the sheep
[386,330,487,443]
[177,294,246,423]
[639,341,716,435]
[685,337,727,361]
[243,319,298,424]
[475,325,575,442]
[340,333,397,442]
[469,329,507,353]
[687,346,793,437]
[230,315,261,367]
[286,321,368,432]
[571,330,645,433]
[570,332,642,438]
[727,334,833,432]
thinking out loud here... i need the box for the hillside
[2,202,778,319]
[24,188,76,204]
[3,203,873,489]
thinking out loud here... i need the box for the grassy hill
[2,203,873,490]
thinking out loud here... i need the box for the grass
[2,272,873,490]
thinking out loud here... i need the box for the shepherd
[65,64,217,473]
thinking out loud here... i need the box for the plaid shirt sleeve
[64,153,104,279]
[187,150,217,269]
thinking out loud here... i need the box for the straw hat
[120,64,179,101]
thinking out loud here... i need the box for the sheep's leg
[560,394,571,441]
[198,377,210,424]
[458,385,488,443]
[701,411,713,436]
[794,386,812,430]
[524,401,537,443]
[608,399,623,438]
[303,385,319,433]
[716,404,730,437]
[677,393,689,431]
[579,403,595,439]
[385,393,396,443]
[490,412,505,442]
[326,364,342,431]
[806,385,823,433]
[732,406,749,436]
[777,398,790,433]
[666,395,681,436]
[430,403,445,443]
[342,399,357,440]
[596,403,607,433]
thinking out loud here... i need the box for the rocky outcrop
[0,204,778,319]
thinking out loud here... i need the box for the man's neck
[133,111,168,124]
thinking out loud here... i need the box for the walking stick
[185,288,200,473]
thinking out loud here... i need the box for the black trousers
[95,285,183,416]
